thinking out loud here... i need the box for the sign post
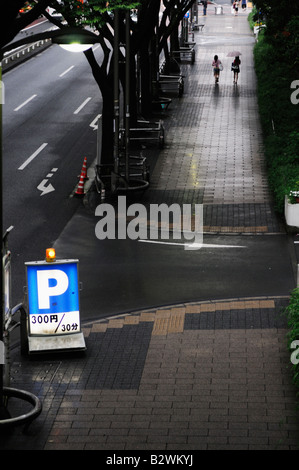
[25,251,86,354]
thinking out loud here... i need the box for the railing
[2,39,52,72]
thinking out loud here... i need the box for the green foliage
[253,29,299,212]
[252,0,299,35]
[56,0,140,27]
[247,6,257,30]
[283,16,299,69]
[285,289,299,393]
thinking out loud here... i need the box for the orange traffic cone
[77,157,88,181]
[81,156,89,180]
[75,162,86,197]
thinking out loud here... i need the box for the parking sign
[26,259,81,336]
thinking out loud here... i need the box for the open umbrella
[227,51,242,57]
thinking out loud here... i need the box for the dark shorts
[231,64,240,73]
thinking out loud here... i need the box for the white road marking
[18,143,48,170]
[14,94,37,111]
[138,239,247,249]
[74,97,92,114]
[37,168,58,196]
[37,180,55,196]
[89,114,102,130]
[59,65,74,77]
[46,168,58,178]
[185,242,247,250]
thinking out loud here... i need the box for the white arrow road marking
[74,97,92,114]
[37,179,55,196]
[89,114,102,131]
[138,239,247,249]
[18,143,48,170]
[37,168,58,196]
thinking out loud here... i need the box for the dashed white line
[18,143,48,170]
[14,94,37,111]
[59,65,74,77]
[74,97,92,114]
[46,168,58,178]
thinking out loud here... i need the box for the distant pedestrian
[242,0,246,10]
[212,55,222,84]
[231,56,241,84]
[233,1,239,15]
[202,1,208,15]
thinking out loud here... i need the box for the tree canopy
[253,0,299,34]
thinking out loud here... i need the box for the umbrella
[227,51,242,57]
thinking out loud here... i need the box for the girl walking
[212,55,223,84]
[231,56,241,84]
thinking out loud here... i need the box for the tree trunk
[100,82,114,166]
[139,44,153,116]
[84,47,114,166]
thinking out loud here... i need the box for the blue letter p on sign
[37,269,69,309]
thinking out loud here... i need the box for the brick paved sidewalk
[1,296,298,450]
[139,4,284,234]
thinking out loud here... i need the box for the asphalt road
[3,41,103,307]
[54,205,296,322]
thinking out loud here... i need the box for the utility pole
[113,9,120,189]
[0,59,5,419]
[125,9,130,184]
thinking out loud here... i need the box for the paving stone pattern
[1,297,298,450]
[142,9,281,235]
